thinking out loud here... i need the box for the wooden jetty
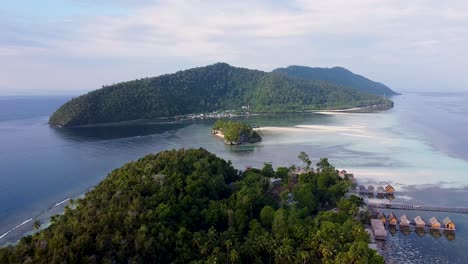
[371,219,387,240]
[367,202,468,214]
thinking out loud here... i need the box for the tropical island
[0,148,383,263]
[49,63,396,127]
[212,120,262,145]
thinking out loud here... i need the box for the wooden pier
[367,202,468,214]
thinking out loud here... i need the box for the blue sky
[1,0,467,95]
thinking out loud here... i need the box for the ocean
[0,92,467,263]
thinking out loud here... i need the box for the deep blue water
[0,93,467,263]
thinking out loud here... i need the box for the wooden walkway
[367,202,468,214]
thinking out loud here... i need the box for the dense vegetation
[273,65,399,96]
[212,120,261,144]
[49,63,393,126]
[0,148,383,263]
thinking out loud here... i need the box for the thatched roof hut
[443,217,455,230]
[377,212,386,224]
[414,216,426,228]
[400,214,410,226]
[429,217,441,229]
[387,212,398,226]
[385,184,395,194]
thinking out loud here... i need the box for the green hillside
[0,148,383,263]
[272,65,398,96]
[49,63,392,127]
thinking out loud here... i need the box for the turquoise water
[0,93,467,263]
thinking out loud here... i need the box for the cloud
[1,0,468,92]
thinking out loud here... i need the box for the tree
[261,162,275,178]
[298,152,312,170]
[32,220,41,230]
[260,206,276,228]
[316,157,331,169]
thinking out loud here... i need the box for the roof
[359,185,366,190]
[385,184,395,192]
[388,212,397,220]
[414,216,425,225]
[377,186,384,191]
[443,217,453,225]
[377,212,386,218]
[340,170,347,173]
[368,185,375,190]
[400,214,410,224]
[429,217,440,225]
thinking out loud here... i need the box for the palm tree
[32,220,41,230]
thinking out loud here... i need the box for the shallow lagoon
[1,92,467,262]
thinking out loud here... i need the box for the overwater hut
[376,186,385,198]
[368,185,375,194]
[385,184,395,195]
[371,219,387,240]
[359,185,367,194]
[414,216,426,228]
[443,217,456,230]
[387,212,398,226]
[429,217,441,229]
[400,214,410,227]
[377,212,387,224]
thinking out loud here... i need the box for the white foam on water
[0,218,32,239]
[54,198,70,207]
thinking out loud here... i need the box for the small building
[371,219,387,240]
[429,217,441,229]
[368,185,375,193]
[359,185,367,194]
[387,212,398,226]
[414,216,426,228]
[443,217,456,230]
[377,212,387,224]
[400,214,410,227]
[376,186,385,198]
[385,184,395,195]
[339,170,347,178]
[269,178,282,187]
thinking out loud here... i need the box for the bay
[0,92,467,263]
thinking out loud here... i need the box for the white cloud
[1,0,468,92]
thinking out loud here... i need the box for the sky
[1,0,467,95]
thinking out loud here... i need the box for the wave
[54,198,70,207]
[0,218,32,239]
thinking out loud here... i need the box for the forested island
[49,63,395,127]
[273,65,399,96]
[212,120,262,145]
[0,148,383,263]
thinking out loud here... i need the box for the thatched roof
[429,217,440,225]
[387,212,397,220]
[377,186,384,191]
[414,216,425,225]
[368,185,375,190]
[385,184,395,192]
[443,217,453,225]
[400,214,410,224]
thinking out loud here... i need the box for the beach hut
[443,217,456,230]
[377,212,387,224]
[429,217,441,229]
[414,216,426,228]
[387,212,398,226]
[400,214,410,227]
[385,184,395,195]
